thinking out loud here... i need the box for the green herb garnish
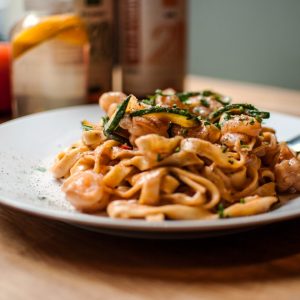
[215,123,221,129]
[176,92,201,102]
[157,154,163,162]
[81,122,93,131]
[209,103,270,123]
[141,97,156,106]
[200,98,209,107]
[217,203,225,218]
[228,159,234,165]
[181,128,188,136]
[202,90,214,97]
[221,145,228,153]
[214,95,231,105]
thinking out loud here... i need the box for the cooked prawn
[99,92,126,114]
[221,114,262,137]
[62,170,110,212]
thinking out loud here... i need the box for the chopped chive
[200,98,209,107]
[228,159,234,165]
[217,203,225,218]
[157,154,163,162]
[221,145,228,153]
[82,124,93,131]
[181,128,188,136]
[141,97,156,106]
[202,90,214,97]
[215,123,221,129]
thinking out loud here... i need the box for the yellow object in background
[12,14,88,59]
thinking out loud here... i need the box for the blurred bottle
[74,0,113,103]
[0,43,12,116]
[119,0,186,97]
[11,0,89,117]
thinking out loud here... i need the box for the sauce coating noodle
[52,90,300,220]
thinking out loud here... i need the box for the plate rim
[1,105,300,233]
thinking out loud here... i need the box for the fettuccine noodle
[52,89,300,220]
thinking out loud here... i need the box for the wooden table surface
[1,76,300,300]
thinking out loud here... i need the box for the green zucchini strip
[104,94,132,143]
[130,106,200,128]
[104,95,131,134]
[209,103,270,123]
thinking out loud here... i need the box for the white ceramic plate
[0,105,300,239]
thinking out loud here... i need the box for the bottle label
[75,0,113,96]
[121,0,186,96]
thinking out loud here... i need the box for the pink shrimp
[120,116,169,145]
[62,170,110,212]
[221,114,262,137]
[275,158,300,192]
[99,91,126,114]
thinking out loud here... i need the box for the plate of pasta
[0,89,300,238]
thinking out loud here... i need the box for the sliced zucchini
[209,103,270,123]
[105,132,129,144]
[104,94,131,135]
[130,107,200,128]
[81,120,94,131]
[151,89,231,106]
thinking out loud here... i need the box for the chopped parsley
[204,121,211,126]
[221,145,228,153]
[228,159,234,165]
[141,97,156,106]
[174,146,180,153]
[217,203,225,218]
[202,90,214,97]
[176,92,201,102]
[157,154,163,162]
[214,95,231,105]
[223,113,231,121]
[215,123,221,129]
[81,120,93,131]
[181,128,188,136]
[249,118,255,125]
[200,98,209,107]
[240,198,246,204]
[101,116,109,126]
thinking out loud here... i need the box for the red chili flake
[120,144,132,150]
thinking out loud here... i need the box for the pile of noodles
[52,90,300,221]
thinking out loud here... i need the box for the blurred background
[188,0,300,90]
[0,0,299,118]
[1,0,300,90]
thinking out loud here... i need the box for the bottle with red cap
[0,43,12,116]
